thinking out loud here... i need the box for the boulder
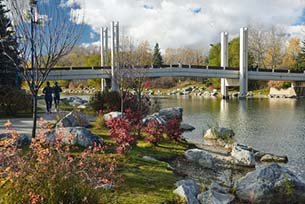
[231,144,255,167]
[203,128,219,140]
[56,127,103,147]
[56,111,90,128]
[217,170,232,187]
[203,127,234,141]
[198,183,235,204]
[173,179,201,204]
[103,112,123,121]
[180,123,195,132]
[0,133,31,147]
[235,163,305,203]
[142,113,167,126]
[158,107,183,121]
[185,149,214,169]
[260,153,288,163]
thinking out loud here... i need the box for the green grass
[91,127,187,204]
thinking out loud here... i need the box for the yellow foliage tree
[281,37,300,69]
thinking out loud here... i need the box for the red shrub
[143,119,165,145]
[0,128,118,203]
[106,117,135,154]
[165,119,183,142]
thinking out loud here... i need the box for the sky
[64,0,305,51]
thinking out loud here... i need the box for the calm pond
[157,96,305,175]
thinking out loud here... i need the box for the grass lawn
[90,127,187,204]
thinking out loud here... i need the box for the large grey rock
[198,183,235,204]
[235,163,305,203]
[56,127,103,147]
[231,143,255,167]
[0,133,31,147]
[173,179,201,204]
[142,113,167,126]
[158,107,183,121]
[203,127,234,141]
[56,111,90,128]
[103,112,123,121]
[180,123,195,132]
[185,149,214,169]
[260,153,288,163]
[217,170,232,187]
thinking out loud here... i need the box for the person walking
[53,81,62,111]
[43,81,53,114]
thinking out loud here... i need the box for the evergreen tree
[152,43,163,67]
[0,0,19,87]
[297,40,305,70]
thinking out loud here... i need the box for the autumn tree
[248,23,268,68]
[4,0,83,137]
[264,26,285,69]
[135,40,152,65]
[297,40,305,70]
[281,37,300,70]
[164,48,205,65]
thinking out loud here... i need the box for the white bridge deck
[43,66,305,82]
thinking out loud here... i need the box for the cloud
[72,0,305,50]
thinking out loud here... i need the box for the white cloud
[73,0,305,50]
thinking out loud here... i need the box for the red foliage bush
[143,119,165,145]
[0,127,118,203]
[106,117,135,154]
[164,119,183,142]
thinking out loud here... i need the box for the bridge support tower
[221,32,229,99]
[110,21,120,92]
[239,27,248,98]
[101,27,108,92]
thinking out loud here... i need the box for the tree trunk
[32,93,38,138]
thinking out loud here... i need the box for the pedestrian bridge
[45,65,305,82]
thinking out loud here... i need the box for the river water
[157,96,305,175]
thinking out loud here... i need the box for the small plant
[94,110,106,129]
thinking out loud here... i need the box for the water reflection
[157,96,305,174]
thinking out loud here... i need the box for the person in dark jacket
[43,81,53,113]
[53,81,62,111]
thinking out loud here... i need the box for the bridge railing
[26,65,305,75]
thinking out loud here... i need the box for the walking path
[0,113,58,135]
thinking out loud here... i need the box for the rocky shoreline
[167,126,305,203]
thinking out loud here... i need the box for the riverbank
[90,127,188,203]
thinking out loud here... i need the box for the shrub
[149,77,177,89]
[89,91,121,112]
[165,119,183,142]
[0,86,32,115]
[143,119,165,145]
[0,128,118,203]
[268,81,291,89]
[106,117,135,154]
[90,91,151,116]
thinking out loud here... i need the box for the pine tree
[0,0,19,87]
[297,40,305,70]
[152,43,163,67]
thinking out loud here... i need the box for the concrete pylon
[221,32,229,99]
[239,27,248,98]
[101,27,108,92]
[111,21,119,92]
